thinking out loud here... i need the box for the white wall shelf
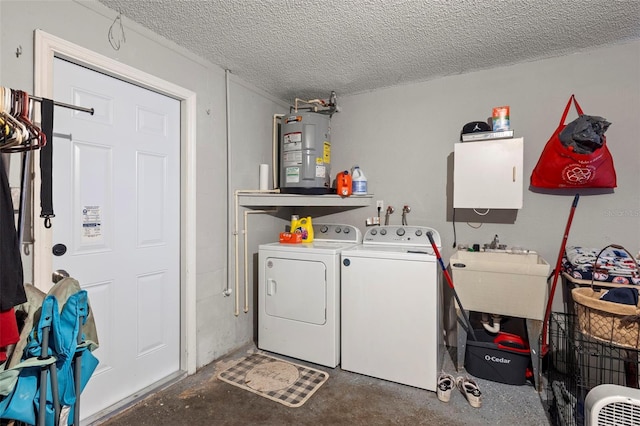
[238,193,373,208]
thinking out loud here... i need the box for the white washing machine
[258,223,362,368]
[340,225,442,391]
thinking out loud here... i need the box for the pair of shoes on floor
[437,372,455,402]
[437,372,482,408]
[456,376,482,408]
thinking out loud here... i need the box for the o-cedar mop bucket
[465,329,531,386]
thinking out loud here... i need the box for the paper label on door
[82,205,103,243]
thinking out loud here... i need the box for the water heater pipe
[272,114,283,189]
[225,70,282,310]
[292,92,338,115]
[243,209,276,313]
[224,69,233,297]
[294,98,325,113]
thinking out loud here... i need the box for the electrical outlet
[376,200,384,210]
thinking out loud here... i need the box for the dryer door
[263,257,327,325]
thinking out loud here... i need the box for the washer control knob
[415,230,423,237]
[335,227,342,233]
[343,227,350,234]
[370,229,377,235]
[396,228,405,236]
[380,229,387,235]
[320,225,329,233]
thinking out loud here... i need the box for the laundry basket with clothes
[0,277,99,426]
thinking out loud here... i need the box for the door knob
[52,269,70,283]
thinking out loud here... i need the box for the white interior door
[51,57,181,419]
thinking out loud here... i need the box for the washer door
[264,257,327,325]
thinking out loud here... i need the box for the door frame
[33,30,197,374]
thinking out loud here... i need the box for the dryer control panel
[313,223,362,243]
[363,226,441,247]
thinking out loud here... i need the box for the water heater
[280,111,332,194]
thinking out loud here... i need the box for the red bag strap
[559,94,584,126]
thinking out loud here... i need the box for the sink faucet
[489,234,499,249]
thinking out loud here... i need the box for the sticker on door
[82,205,102,243]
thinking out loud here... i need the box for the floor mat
[217,353,329,408]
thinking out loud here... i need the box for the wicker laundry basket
[572,244,640,349]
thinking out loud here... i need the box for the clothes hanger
[1,90,41,153]
[1,89,26,150]
[12,90,32,146]
[10,90,46,152]
[0,87,26,151]
[0,88,8,145]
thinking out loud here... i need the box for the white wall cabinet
[453,137,523,209]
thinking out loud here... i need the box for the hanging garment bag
[530,94,617,189]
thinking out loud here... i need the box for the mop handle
[427,232,454,288]
[438,255,455,290]
[427,231,477,341]
[541,194,580,351]
[545,193,580,315]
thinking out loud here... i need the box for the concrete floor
[97,344,552,426]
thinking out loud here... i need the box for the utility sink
[449,250,551,320]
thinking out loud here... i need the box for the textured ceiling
[97,0,640,103]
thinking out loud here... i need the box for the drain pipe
[243,209,276,313]
[228,112,283,314]
[481,313,502,333]
[225,72,282,305]
[227,95,284,313]
[233,189,279,316]
[224,69,233,298]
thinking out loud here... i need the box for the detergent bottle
[291,215,314,242]
[336,170,352,197]
[290,215,300,233]
[351,166,368,195]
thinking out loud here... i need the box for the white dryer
[340,226,442,391]
[258,223,362,368]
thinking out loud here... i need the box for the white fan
[585,384,640,426]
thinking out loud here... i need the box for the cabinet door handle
[513,166,516,182]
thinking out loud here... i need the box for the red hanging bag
[530,95,616,189]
